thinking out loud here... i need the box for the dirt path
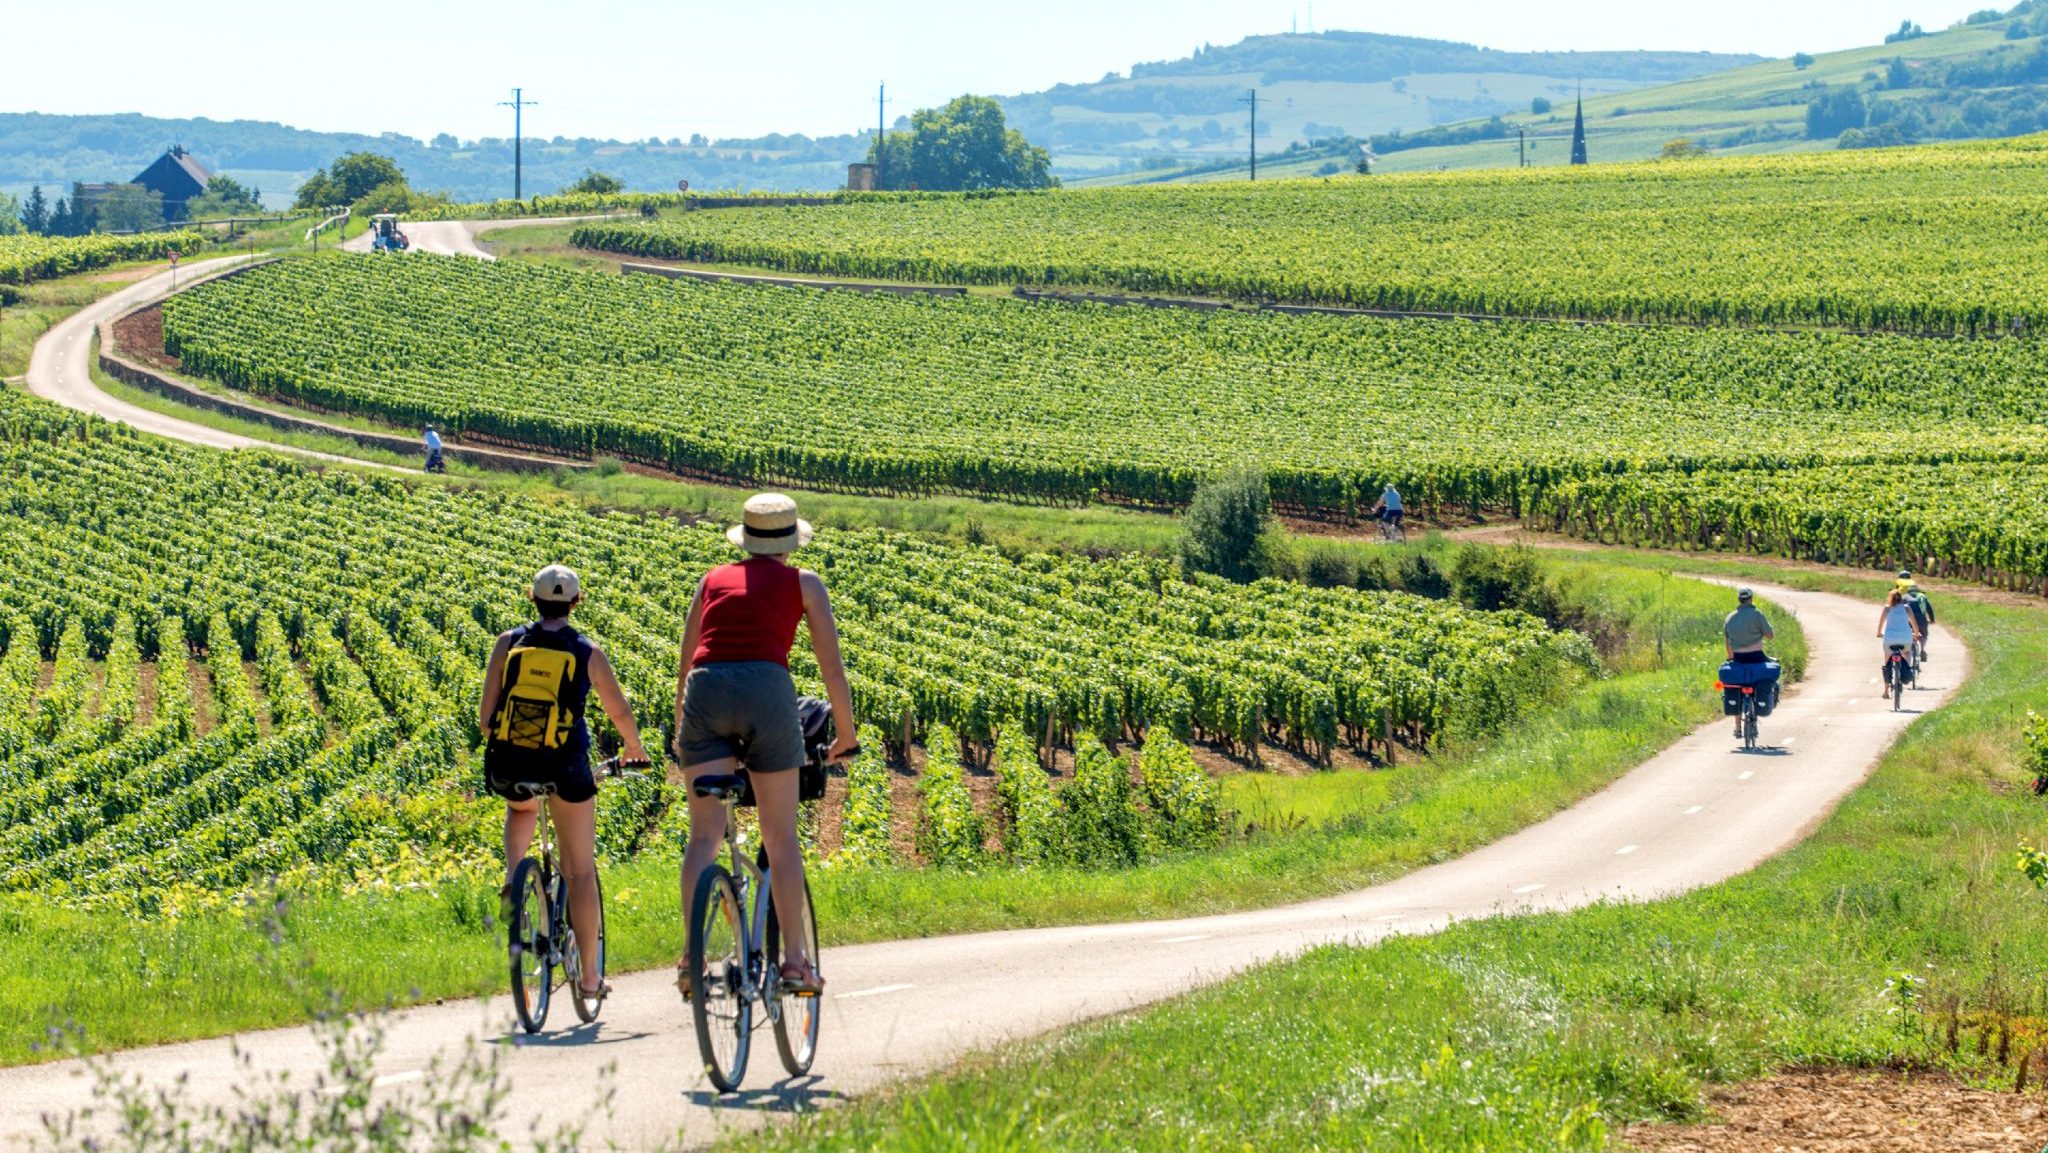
[0,579,1968,1151]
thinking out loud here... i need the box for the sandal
[778,961,825,995]
[578,978,612,1000]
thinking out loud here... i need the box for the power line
[497,87,539,199]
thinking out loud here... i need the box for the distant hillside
[1120,2,2048,182]
[0,112,868,206]
[1001,31,1759,179]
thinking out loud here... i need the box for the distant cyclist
[1876,588,1925,698]
[1897,574,1935,659]
[1723,587,1776,737]
[479,564,651,1002]
[676,494,858,995]
[1370,483,1405,536]
[423,425,445,473]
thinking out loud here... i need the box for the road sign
[677,179,690,192]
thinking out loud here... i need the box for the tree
[1885,19,1926,43]
[430,133,460,150]
[564,170,624,195]
[95,185,164,232]
[864,95,1056,191]
[47,197,74,237]
[1793,52,1816,69]
[353,180,415,217]
[1178,467,1273,583]
[1806,87,1868,138]
[1888,56,1914,88]
[19,185,48,235]
[1661,138,1709,159]
[185,175,263,220]
[1530,96,1552,115]
[294,151,407,209]
[0,193,19,236]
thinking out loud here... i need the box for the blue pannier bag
[1719,660,1782,716]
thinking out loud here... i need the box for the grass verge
[0,558,1758,1065]
[718,572,2043,1152]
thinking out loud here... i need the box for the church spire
[1569,87,1589,166]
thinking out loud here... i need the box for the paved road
[339,215,616,260]
[21,256,395,469]
[0,580,1965,1150]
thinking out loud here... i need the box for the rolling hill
[1116,2,2048,182]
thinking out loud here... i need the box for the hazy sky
[1,1,1999,141]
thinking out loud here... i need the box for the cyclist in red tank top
[674,494,856,994]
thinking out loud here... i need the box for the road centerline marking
[1158,934,1211,944]
[1615,844,1639,855]
[1512,883,1546,894]
[1738,770,1755,780]
[836,983,916,1000]
[1684,805,1704,815]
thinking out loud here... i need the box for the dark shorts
[681,661,804,773]
[484,756,597,804]
[1730,650,1770,665]
[1380,508,1404,524]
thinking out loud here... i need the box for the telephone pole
[1518,127,1526,168]
[876,83,890,188]
[1241,89,1259,181]
[498,87,539,199]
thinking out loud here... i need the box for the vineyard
[160,255,2048,518]
[571,137,2048,334]
[0,388,1589,911]
[0,231,207,286]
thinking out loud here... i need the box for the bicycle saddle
[692,774,747,800]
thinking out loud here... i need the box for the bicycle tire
[568,871,607,1024]
[1893,670,1904,712]
[1743,702,1757,752]
[766,873,823,1077]
[508,857,552,1034]
[688,864,752,1092]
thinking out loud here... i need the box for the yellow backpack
[492,634,581,752]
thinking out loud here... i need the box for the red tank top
[692,557,805,666]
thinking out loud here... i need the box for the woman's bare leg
[681,758,739,923]
[749,768,814,976]
[549,795,603,990]
[503,799,539,887]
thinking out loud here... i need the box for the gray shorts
[680,661,804,772]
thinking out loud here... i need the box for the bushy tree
[294,151,407,209]
[564,169,624,194]
[864,95,1056,191]
[95,185,164,232]
[1887,56,1915,88]
[1530,96,1552,114]
[0,192,21,236]
[1178,466,1272,583]
[185,175,263,220]
[1793,52,1816,69]
[1806,87,1868,138]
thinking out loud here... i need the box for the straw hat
[728,493,813,555]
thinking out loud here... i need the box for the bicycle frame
[711,797,790,1024]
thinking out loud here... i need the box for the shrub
[2023,711,2048,793]
[1140,734,1222,851]
[915,724,984,868]
[833,725,894,867]
[993,730,1065,865]
[1397,552,1451,599]
[1179,466,1272,583]
[1063,736,1145,867]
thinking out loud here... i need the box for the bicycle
[1884,645,1914,712]
[1377,513,1407,545]
[504,755,648,1034]
[1722,681,1762,751]
[683,723,850,1092]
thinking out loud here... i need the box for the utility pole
[498,87,539,199]
[1241,89,1259,181]
[1518,127,1526,168]
[876,82,890,189]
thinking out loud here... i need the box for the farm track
[0,578,1967,1150]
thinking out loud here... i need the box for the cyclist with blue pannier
[1720,587,1780,738]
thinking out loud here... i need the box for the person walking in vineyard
[675,493,858,995]
[1371,483,1405,536]
[479,564,651,1001]
[422,425,445,473]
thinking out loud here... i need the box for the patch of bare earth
[111,305,180,373]
[1622,1069,2048,1153]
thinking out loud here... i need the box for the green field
[573,138,2048,333]
[722,567,2048,1152]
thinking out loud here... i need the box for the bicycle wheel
[1743,702,1757,752]
[688,864,752,1092]
[1892,669,1904,712]
[508,858,552,1034]
[568,872,607,1024]
[766,873,822,1076]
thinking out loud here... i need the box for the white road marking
[1684,805,1704,815]
[1157,934,1211,944]
[373,1071,423,1088]
[1615,845,1639,856]
[1738,770,1755,780]
[1782,736,1796,746]
[836,983,916,1000]
[1512,883,1546,894]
